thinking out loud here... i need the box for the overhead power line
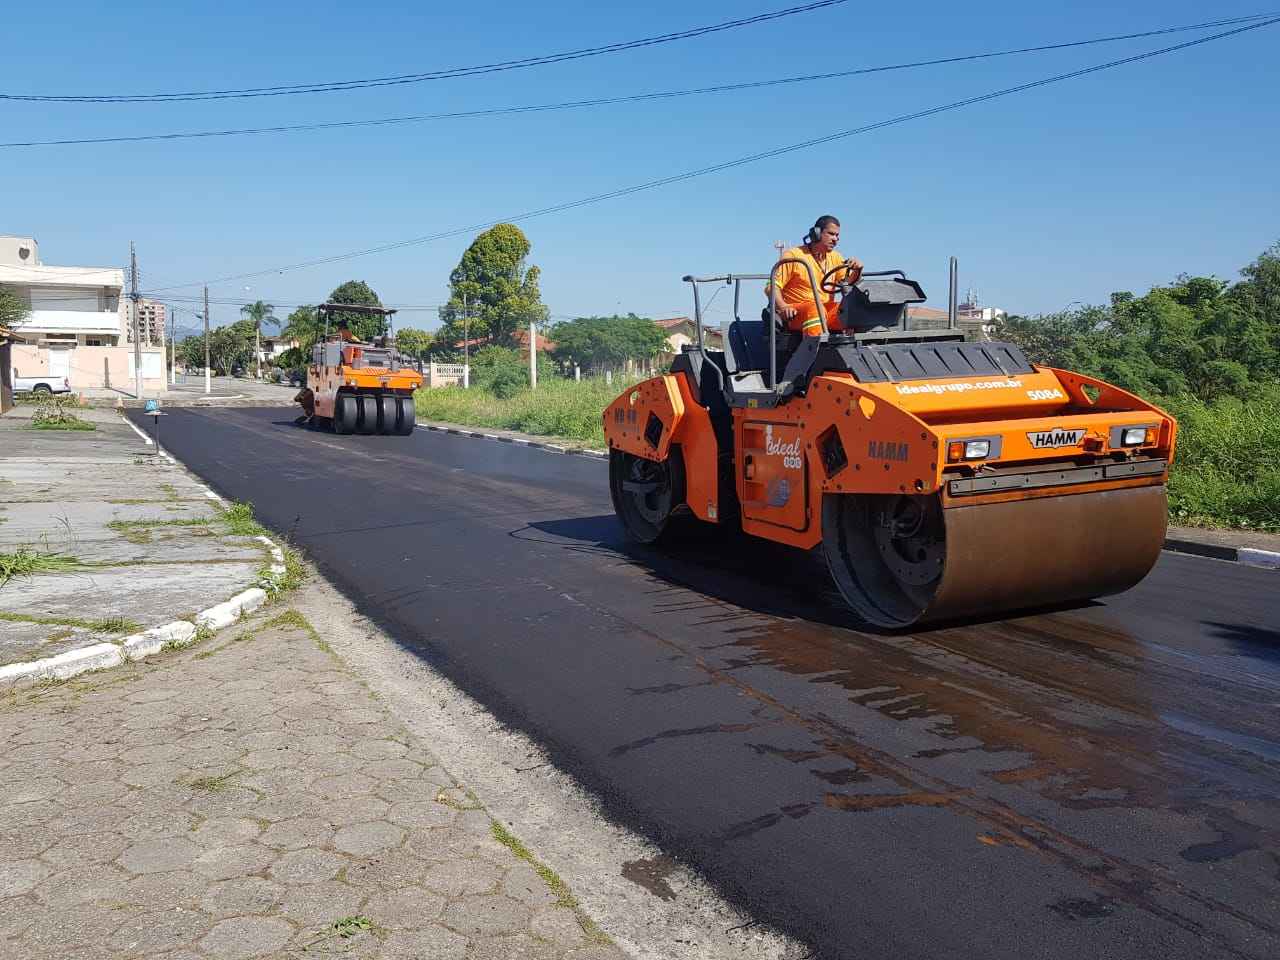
[1,1,847,104]
[5,13,1272,148]
[141,16,1280,296]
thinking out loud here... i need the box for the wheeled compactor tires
[330,392,416,436]
[334,394,358,435]
[395,396,416,435]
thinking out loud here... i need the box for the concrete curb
[0,587,272,690]
[418,422,608,462]
[1163,537,1280,570]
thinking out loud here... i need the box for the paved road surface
[135,407,1280,960]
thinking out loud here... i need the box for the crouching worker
[293,385,315,425]
[766,214,863,338]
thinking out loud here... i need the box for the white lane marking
[122,416,153,445]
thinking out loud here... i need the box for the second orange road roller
[603,258,1177,628]
[307,302,422,435]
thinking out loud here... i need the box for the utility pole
[203,285,211,394]
[462,289,469,389]
[168,307,176,385]
[129,243,143,401]
[528,318,537,390]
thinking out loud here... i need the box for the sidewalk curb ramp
[416,420,1279,572]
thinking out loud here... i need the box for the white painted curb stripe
[196,588,269,631]
[122,417,153,445]
[0,643,124,686]
[1239,548,1280,570]
[121,621,198,661]
[0,586,272,689]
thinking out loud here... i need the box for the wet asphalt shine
[135,407,1280,960]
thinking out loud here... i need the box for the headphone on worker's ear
[806,223,822,245]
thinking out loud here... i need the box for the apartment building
[0,235,165,393]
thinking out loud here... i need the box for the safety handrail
[684,264,823,389]
[765,259,825,389]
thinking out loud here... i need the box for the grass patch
[107,517,210,531]
[222,501,268,537]
[264,609,336,657]
[490,820,612,943]
[414,375,642,447]
[186,769,241,792]
[259,545,306,598]
[0,610,141,634]
[0,547,86,587]
[28,399,95,431]
[331,916,374,940]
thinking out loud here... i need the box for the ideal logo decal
[868,440,910,462]
[1027,427,1085,449]
[765,425,803,470]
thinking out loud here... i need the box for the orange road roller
[603,259,1177,628]
[308,302,422,435]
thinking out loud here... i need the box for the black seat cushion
[727,319,771,372]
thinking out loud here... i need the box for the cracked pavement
[0,605,630,959]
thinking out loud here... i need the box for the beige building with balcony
[0,235,166,394]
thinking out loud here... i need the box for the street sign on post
[144,399,165,456]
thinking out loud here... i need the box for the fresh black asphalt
[136,407,1280,960]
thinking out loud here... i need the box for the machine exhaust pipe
[948,256,958,330]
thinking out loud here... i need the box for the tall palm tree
[240,301,278,379]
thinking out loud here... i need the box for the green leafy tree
[240,300,277,379]
[273,346,307,372]
[435,225,549,349]
[0,284,29,329]
[326,281,386,341]
[281,305,321,353]
[994,242,1280,404]
[393,327,434,360]
[178,320,254,376]
[549,314,669,374]
[177,334,205,371]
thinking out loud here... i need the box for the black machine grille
[835,341,1035,383]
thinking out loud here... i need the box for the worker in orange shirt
[766,215,863,337]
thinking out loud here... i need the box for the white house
[0,235,165,393]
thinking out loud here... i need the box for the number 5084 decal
[1027,388,1065,401]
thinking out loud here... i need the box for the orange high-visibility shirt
[767,246,857,335]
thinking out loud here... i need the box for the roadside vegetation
[416,353,640,446]
[29,399,94,431]
[994,243,1280,531]
[0,547,85,588]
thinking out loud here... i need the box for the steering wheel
[821,259,863,294]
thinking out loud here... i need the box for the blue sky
[3,1,1277,333]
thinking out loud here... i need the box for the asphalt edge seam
[0,467,290,689]
[417,422,608,462]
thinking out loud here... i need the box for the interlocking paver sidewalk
[0,604,629,959]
